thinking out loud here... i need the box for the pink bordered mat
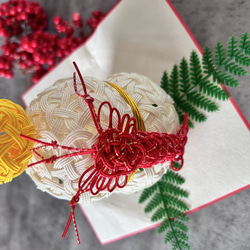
[22,0,250,244]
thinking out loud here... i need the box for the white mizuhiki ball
[25,72,179,202]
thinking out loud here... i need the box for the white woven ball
[25,73,179,202]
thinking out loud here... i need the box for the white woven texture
[25,73,179,202]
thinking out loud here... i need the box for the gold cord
[105,81,146,131]
[106,81,146,182]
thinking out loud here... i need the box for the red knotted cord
[20,62,189,244]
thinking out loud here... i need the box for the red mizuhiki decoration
[20,62,189,244]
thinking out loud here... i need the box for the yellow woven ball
[0,99,36,184]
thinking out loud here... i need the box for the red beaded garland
[0,0,105,83]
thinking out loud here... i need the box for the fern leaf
[189,51,203,85]
[164,231,175,244]
[167,206,186,218]
[178,213,190,222]
[172,220,189,232]
[144,193,162,213]
[176,99,207,123]
[174,229,190,242]
[199,81,229,100]
[234,53,250,66]
[173,240,192,250]
[186,92,219,112]
[157,218,171,234]
[170,65,180,100]
[151,207,166,222]
[239,32,250,50]
[161,168,185,185]
[243,46,250,56]
[160,70,172,96]
[139,183,157,203]
[213,70,240,87]
[227,36,238,57]
[179,57,191,93]
[139,169,190,249]
[215,42,226,66]
[202,46,215,74]
[163,195,189,211]
[161,33,250,127]
[224,62,248,76]
[158,181,189,198]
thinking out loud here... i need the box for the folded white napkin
[23,0,250,244]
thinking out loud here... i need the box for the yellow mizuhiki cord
[105,81,146,182]
[0,99,36,184]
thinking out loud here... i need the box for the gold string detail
[105,81,146,182]
[106,81,146,132]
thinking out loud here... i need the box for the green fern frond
[173,240,192,250]
[176,99,207,123]
[172,220,189,232]
[163,195,189,211]
[165,231,175,243]
[227,36,238,57]
[144,193,162,213]
[213,70,240,87]
[174,229,190,241]
[224,62,248,76]
[178,213,190,222]
[159,182,189,198]
[243,47,250,56]
[189,51,203,86]
[186,92,219,112]
[239,32,250,50]
[139,169,191,250]
[234,53,250,66]
[215,42,226,66]
[167,206,187,218]
[157,218,171,234]
[139,183,157,203]
[179,57,191,93]
[161,168,185,185]
[170,65,180,100]
[160,33,250,126]
[202,46,215,74]
[151,207,166,222]
[199,82,229,100]
[160,70,171,96]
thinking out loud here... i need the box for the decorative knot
[69,195,80,206]
[83,94,94,103]
[94,128,144,177]
[0,99,36,184]
[45,155,58,164]
[51,140,59,149]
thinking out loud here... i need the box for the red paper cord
[62,198,81,244]
[20,62,189,244]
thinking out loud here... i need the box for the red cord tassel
[62,197,81,244]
